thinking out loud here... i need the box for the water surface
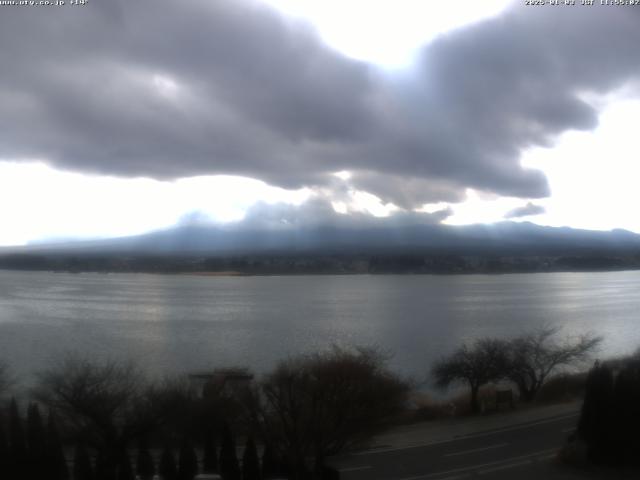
[0,269,638,384]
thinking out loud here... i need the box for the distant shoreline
[2,250,640,276]
[180,270,246,276]
[3,266,640,277]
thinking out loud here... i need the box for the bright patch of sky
[262,0,512,68]
[0,164,310,246]
[445,93,640,232]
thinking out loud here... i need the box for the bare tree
[506,326,602,402]
[0,361,12,398]
[33,354,172,464]
[432,338,509,414]
[248,346,409,479]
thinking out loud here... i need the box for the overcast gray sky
[1,0,639,245]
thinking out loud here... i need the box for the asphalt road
[331,412,579,480]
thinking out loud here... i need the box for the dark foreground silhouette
[0,347,407,480]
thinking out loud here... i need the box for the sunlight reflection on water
[0,269,638,387]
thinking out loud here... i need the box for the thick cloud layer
[1,1,639,208]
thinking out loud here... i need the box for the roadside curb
[361,401,581,453]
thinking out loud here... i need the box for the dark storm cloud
[399,3,640,202]
[1,1,639,208]
[0,0,375,177]
[504,202,546,219]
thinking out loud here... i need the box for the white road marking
[354,412,578,456]
[444,442,508,457]
[435,475,470,480]
[339,465,372,472]
[396,448,558,480]
[478,459,531,474]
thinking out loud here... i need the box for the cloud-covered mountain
[17,200,640,257]
[99,222,640,256]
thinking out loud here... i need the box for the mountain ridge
[9,221,640,256]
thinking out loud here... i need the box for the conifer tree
[219,423,240,480]
[46,411,70,480]
[136,437,156,480]
[158,446,178,480]
[27,403,47,479]
[611,362,640,465]
[242,437,261,480]
[578,362,615,464]
[202,428,218,474]
[178,438,199,480]
[260,443,277,480]
[0,423,9,476]
[9,398,27,477]
[116,451,135,480]
[276,451,292,480]
[95,449,118,480]
[73,444,95,480]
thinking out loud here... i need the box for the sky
[1,0,640,246]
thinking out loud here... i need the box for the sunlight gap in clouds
[0,163,312,246]
[333,170,352,181]
[152,74,180,99]
[443,92,640,233]
[0,160,402,246]
[520,96,640,233]
[261,0,512,68]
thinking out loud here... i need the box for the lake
[1,269,639,386]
